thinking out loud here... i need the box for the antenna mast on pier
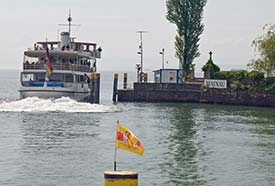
[136,31,148,82]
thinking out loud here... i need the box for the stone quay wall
[117,83,275,108]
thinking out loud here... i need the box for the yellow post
[89,73,101,103]
[90,73,96,80]
[104,171,138,186]
[144,73,148,83]
[114,73,119,79]
[123,73,128,89]
[112,74,119,102]
[96,73,101,79]
[94,73,101,103]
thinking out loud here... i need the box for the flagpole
[44,39,49,87]
[114,120,119,171]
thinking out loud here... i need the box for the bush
[258,77,275,93]
[247,71,264,82]
[215,70,264,82]
[212,69,275,94]
[214,70,248,83]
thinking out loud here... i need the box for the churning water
[0,97,122,113]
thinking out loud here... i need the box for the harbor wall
[117,83,275,107]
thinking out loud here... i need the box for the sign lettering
[204,79,227,89]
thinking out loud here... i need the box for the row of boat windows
[25,56,92,66]
[48,56,91,65]
[22,73,89,83]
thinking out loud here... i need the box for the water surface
[0,70,275,186]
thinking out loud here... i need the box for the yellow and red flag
[45,47,53,75]
[116,123,144,155]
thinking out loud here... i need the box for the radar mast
[58,9,80,35]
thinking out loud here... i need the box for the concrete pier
[116,82,275,108]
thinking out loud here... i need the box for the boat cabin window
[49,74,63,82]
[76,75,85,83]
[49,56,56,63]
[58,57,77,64]
[62,58,68,63]
[64,74,73,83]
[21,72,46,86]
[21,72,74,86]
[75,74,90,83]
[49,73,73,83]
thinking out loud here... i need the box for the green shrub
[214,70,248,82]
[212,69,275,94]
[247,71,264,82]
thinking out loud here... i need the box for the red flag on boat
[45,47,53,75]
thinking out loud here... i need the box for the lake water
[0,70,275,186]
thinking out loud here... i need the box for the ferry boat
[19,14,102,102]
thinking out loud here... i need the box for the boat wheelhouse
[19,15,102,101]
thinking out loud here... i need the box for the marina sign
[204,79,227,89]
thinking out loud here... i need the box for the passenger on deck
[91,62,97,72]
[84,74,90,84]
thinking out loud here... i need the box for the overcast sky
[1,0,275,75]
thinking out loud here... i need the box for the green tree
[166,0,207,78]
[248,25,275,77]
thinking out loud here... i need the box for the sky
[1,0,275,76]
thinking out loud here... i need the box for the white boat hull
[19,87,91,102]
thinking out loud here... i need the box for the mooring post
[113,73,118,102]
[94,73,100,104]
[144,73,148,83]
[104,171,138,186]
[123,73,128,89]
[90,73,95,103]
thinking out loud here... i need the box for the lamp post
[137,50,142,82]
[136,31,147,82]
[136,64,141,83]
[159,48,165,69]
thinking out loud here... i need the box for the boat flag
[45,46,53,75]
[116,122,144,156]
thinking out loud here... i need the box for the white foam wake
[0,97,122,113]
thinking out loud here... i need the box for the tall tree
[166,0,207,77]
[248,25,275,77]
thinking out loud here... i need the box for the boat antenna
[58,9,80,35]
